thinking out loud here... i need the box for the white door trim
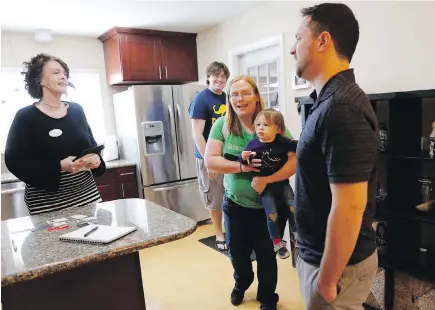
[228,33,287,117]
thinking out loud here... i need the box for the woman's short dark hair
[21,53,71,99]
[206,61,230,85]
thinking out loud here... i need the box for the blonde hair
[255,108,287,137]
[226,75,265,136]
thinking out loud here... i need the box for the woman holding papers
[5,54,106,214]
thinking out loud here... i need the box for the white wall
[0,30,116,136]
[0,26,2,68]
[197,1,435,138]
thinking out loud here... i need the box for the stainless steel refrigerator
[113,85,210,222]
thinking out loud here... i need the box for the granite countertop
[1,198,197,286]
[105,159,136,169]
[1,159,136,184]
[1,172,17,184]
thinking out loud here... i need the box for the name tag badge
[49,129,63,137]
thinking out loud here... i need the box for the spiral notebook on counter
[59,224,137,244]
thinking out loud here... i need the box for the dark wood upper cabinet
[160,35,198,82]
[98,27,199,86]
[120,34,162,82]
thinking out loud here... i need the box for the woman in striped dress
[5,53,105,215]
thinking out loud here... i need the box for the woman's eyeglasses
[230,92,254,99]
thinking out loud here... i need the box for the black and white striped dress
[24,170,101,215]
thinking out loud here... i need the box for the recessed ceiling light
[34,29,52,43]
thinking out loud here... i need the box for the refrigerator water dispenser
[141,121,165,156]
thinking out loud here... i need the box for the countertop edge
[1,223,197,286]
[1,160,136,184]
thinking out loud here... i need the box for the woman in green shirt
[204,75,296,310]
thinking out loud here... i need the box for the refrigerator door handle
[167,104,177,164]
[152,181,197,192]
[176,103,183,156]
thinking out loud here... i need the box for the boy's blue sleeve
[188,93,209,120]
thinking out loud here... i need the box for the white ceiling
[0,0,268,37]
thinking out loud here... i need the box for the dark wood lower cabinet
[121,181,139,199]
[95,166,139,202]
[2,252,146,310]
[97,183,121,201]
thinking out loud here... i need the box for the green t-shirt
[209,116,293,209]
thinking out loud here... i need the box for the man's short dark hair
[301,3,359,62]
[206,61,230,85]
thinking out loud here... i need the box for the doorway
[229,35,286,115]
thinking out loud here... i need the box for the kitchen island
[1,198,197,310]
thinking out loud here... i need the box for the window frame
[0,67,106,152]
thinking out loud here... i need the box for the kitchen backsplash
[1,153,9,173]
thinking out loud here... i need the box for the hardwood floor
[139,224,304,310]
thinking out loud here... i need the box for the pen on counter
[83,226,99,237]
[11,240,17,252]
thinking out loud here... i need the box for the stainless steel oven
[1,181,30,220]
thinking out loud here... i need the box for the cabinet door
[94,169,117,186]
[120,181,139,199]
[160,36,198,82]
[97,183,121,202]
[120,34,163,82]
